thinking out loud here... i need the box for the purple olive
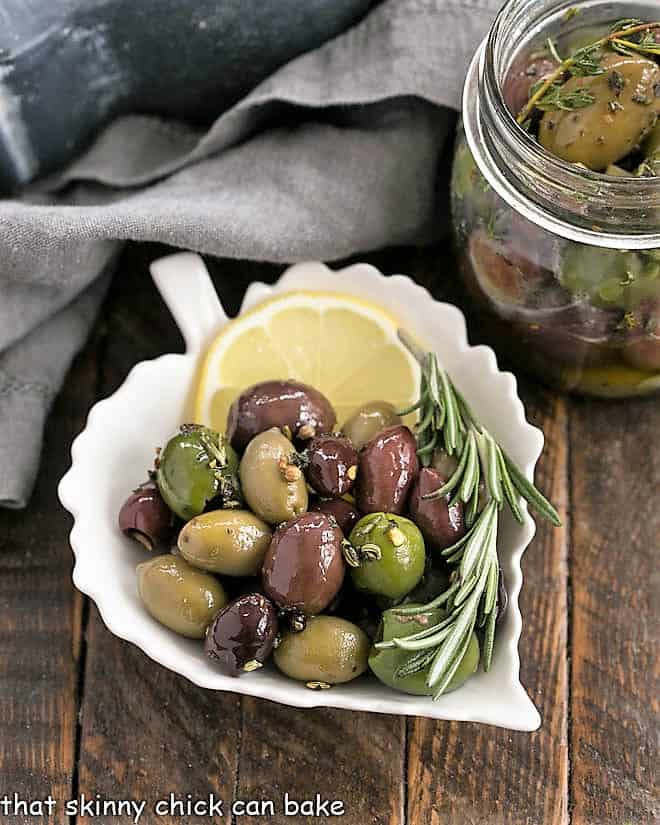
[503,53,558,116]
[262,512,345,615]
[205,593,278,676]
[118,481,175,551]
[408,468,466,551]
[305,434,358,497]
[227,380,336,452]
[356,425,419,515]
[310,497,360,536]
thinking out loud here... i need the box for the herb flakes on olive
[273,616,370,685]
[349,513,425,602]
[205,593,278,676]
[178,509,272,576]
[156,424,241,521]
[239,427,308,525]
[137,554,227,639]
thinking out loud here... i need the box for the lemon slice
[193,291,420,433]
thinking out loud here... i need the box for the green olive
[156,424,241,521]
[136,554,227,639]
[349,513,425,602]
[239,428,308,525]
[273,616,370,684]
[639,121,660,176]
[539,54,660,171]
[177,509,272,576]
[341,401,402,451]
[369,605,480,695]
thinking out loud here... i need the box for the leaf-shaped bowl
[59,253,543,730]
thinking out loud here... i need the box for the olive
[356,425,419,515]
[239,428,308,525]
[349,513,425,602]
[341,401,402,451]
[177,509,272,576]
[156,425,241,521]
[118,480,175,551]
[539,54,660,171]
[305,434,358,497]
[504,54,558,116]
[273,616,370,685]
[369,605,479,695]
[310,497,360,536]
[408,468,466,551]
[640,121,660,175]
[227,380,336,452]
[623,301,660,371]
[136,554,227,639]
[205,593,278,676]
[404,559,450,605]
[262,511,345,615]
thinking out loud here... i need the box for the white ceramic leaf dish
[58,253,543,730]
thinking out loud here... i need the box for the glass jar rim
[463,0,660,250]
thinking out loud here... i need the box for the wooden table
[1,244,657,825]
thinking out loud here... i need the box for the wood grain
[0,340,99,823]
[407,387,570,825]
[237,699,406,825]
[569,397,660,825]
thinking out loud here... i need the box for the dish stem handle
[150,252,228,354]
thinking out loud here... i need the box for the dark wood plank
[407,388,570,825]
[569,397,660,825]
[237,700,405,825]
[0,340,99,823]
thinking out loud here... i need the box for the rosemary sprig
[517,19,660,124]
[393,332,560,697]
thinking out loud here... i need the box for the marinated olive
[341,401,402,451]
[273,616,370,684]
[349,513,425,602]
[404,559,450,605]
[504,53,558,116]
[227,380,336,451]
[118,480,175,551]
[178,509,272,576]
[262,511,345,615]
[369,605,479,695]
[136,554,227,639]
[205,593,278,676]
[305,434,358,497]
[156,424,241,521]
[539,54,660,171]
[310,497,360,536]
[408,468,466,551]
[356,425,419,515]
[239,428,308,525]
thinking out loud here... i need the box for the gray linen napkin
[0,0,500,508]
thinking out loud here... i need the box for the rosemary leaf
[503,452,561,526]
[394,648,437,679]
[482,605,497,671]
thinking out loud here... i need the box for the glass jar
[451,0,660,398]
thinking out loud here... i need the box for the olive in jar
[408,467,466,550]
[274,616,370,685]
[136,555,227,639]
[349,513,425,602]
[227,379,336,451]
[156,425,241,521]
[118,480,175,551]
[356,425,419,515]
[305,434,358,497]
[538,54,660,171]
[341,401,402,451]
[239,428,308,525]
[177,509,272,576]
[262,511,345,615]
[205,593,278,676]
[369,605,479,695]
[310,497,360,536]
